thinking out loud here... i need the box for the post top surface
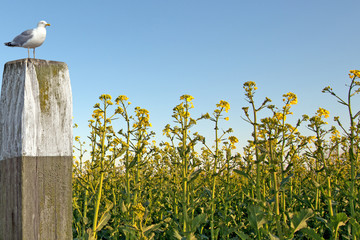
[5,58,66,66]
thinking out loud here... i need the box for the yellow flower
[283,92,297,105]
[99,94,112,101]
[316,107,330,118]
[217,100,230,112]
[275,112,286,121]
[115,106,124,114]
[229,136,239,144]
[180,111,190,118]
[224,117,229,121]
[115,95,129,104]
[243,81,257,96]
[330,128,340,142]
[350,70,360,78]
[180,94,194,102]
[228,136,238,149]
[93,109,104,117]
[163,124,171,135]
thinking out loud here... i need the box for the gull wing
[11,29,34,47]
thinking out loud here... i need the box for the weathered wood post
[0,59,73,239]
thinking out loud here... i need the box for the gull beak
[46,23,51,26]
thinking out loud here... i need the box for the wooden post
[0,59,73,239]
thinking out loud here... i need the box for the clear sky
[1,1,359,149]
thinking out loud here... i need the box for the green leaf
[120,225,137,238]
[311,177,321,188]
[189,232,197,240]
[233,169,251,180]
[95,212,111,232]
[248,205,266,231]
[257,152,267,163]
[337,100,348,106]
[120,200,128,213]
[291,208,314,233]
[188,169,203,184]
[191,213,207,231]
[128,155,138,169]
[268,233,280,240]
[117,146,127,157]
[280,173,294,190]
[94,200,113,232]
[283,163,293,173]
[87,228,95,240]
[329,212,348,234]
[301,227,325,240]
[214,228,220,239]
[104,200,114,212]
[172,229,183,240]
[143,223,162,235]
[148,232,155,240]
[349,218,360,237]
[235,231,252,240]
[354,110,360,119]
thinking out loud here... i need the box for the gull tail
[4,42,17,47]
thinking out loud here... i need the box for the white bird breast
[22,28,47,48]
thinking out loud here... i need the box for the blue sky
[1,1,359,148]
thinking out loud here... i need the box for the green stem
[348,76,357,240]
[269,139,283,239]
[211,120,219,240]
[251,100,262,202]
[326,177,333,217]
[125,116,131,206]
[92,106,107,238]
[182,107,189,237]
[82,189,89,237]
[272,171,284,240]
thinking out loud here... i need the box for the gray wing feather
[11,29,34,46]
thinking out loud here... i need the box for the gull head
[38,20,51,28]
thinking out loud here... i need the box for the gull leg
[33,48,36,59]
[27,48,30,59]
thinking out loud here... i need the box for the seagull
[4,20,51,59]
